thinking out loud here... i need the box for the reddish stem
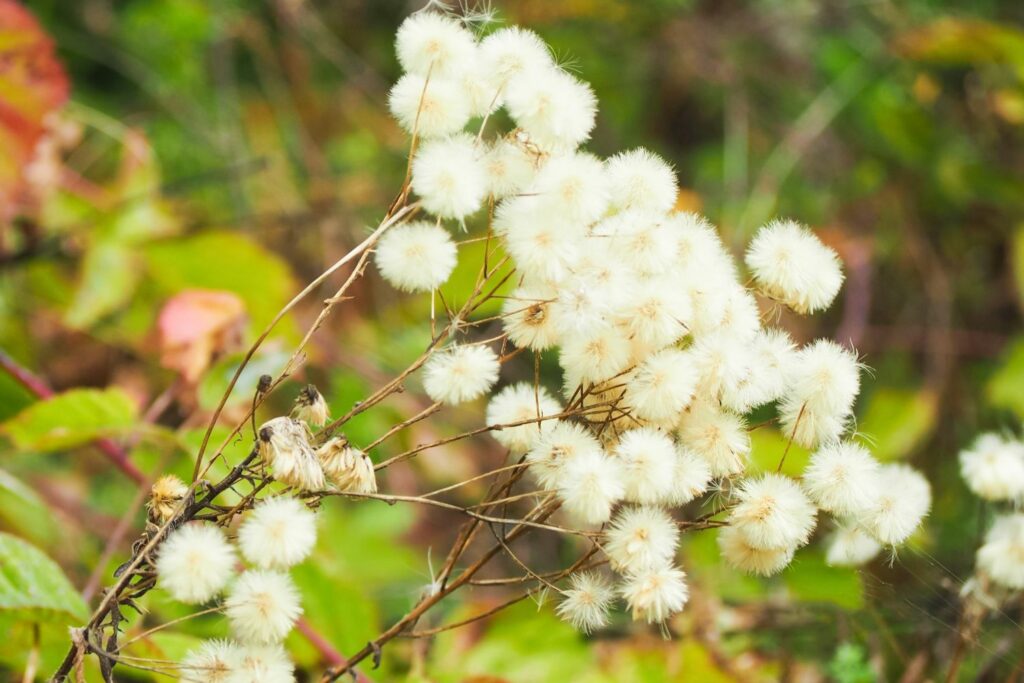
[0,349,145,483]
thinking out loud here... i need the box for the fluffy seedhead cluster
[61,8,938,682]
[372,8,933,633]
[149,393,333,682]
[153,488,317,682]
[959,433,1024,593]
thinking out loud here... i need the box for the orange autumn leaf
[157,289,247,383]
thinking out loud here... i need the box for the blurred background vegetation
[2,0,1024,680]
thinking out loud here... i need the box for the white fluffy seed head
[180,640,241,683]
[677,401,750,477]
[422,344,500,405]
[802,441,880,517]
[745,219,844,314]
[257,417,326,491]
[595,210,679,277]
[623,348,699,424]
[526,420,602,490]
[664,447,713,507]
[778,340,862,448]
[604,505,679,574]
[233,644,295,683]
[479,27,553,88]
[718,525,795,576]
[612,427,678,505]
[615,280,691,348]
[485,382,562,453]
[528,152,609,224]
[604,149,678,214]
[620,564,689,624]
[863,463,930,546]
[959,433,1024,502]
[496,199,582,283]
[977,513,1024,589]
[720,328,796,412]
[411,133,487,220]
[395,12,477,78]
[825,523,882,567]
[375,221,457,292]
[225,570,303,645]
[156,524,236,605]
[557,450,626,525]
[483,138,538,198]
[501,284,562,351]
[559,328,632,388]
[691,332,755,405]
[388,73,471,138]
[238,496,317,570]
[504,67,597,151]
[729,473,817,551]
[556,571,615,634]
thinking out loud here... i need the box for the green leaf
[288,564,379,666]
[0,469,59,545]
[0,532,89,624]
[987,337,1024,419]
[856,388,937,461]
[1013,226,1024,309]
[431,600,593,683]
[0,388,137,452]
[64,242,140,329]
[749,428,810,477]
[144,231,298,339]
[783,550,863,610]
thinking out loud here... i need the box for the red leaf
[157,289,247,383]
[0,0,70,222]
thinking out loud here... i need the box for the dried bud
[149,474,189,524]
[292,384,329,427]
[257,417,326,491]
[316,437,377,494]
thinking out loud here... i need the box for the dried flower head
[148,474,189,525]
[258,417,326,491]
[316,437,378,494]
[293,384,329,427]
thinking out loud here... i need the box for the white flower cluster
[379,10,931,633]
[959,432,1024,591]
[155,496,318,683]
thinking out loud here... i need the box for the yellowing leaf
[987,337,1024,419]
[856,388,937,461]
